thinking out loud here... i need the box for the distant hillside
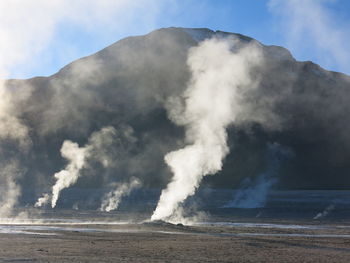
[4,27,350,190]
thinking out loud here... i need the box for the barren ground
[0,223,350,262]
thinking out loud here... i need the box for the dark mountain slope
[3,27,350,190]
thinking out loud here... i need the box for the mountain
[3,27,350,191]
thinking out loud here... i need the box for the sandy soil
[0,223,350,262]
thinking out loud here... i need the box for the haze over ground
[0,0,350,221]
[0,3,350,263]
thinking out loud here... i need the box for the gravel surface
[0,223,349,262]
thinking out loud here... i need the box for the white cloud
[0,0,165,78]
[269,0,350,73]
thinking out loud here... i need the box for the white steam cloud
[100,178,141,212]
[151,37,262,222]
[224,143,290,209]
[0,161,30,222]
[0,67,32,218]
[224,176,277,209]
[0,162,22,218]
[34,193,50,208]
[36,126,117,208]
[0,81,32,149]
[0,85,30,219]
[0,0,162,220]
[51,140,88,208]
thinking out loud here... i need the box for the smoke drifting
[224,143,291,208]
[0,162,23,218]
[314,204,335,220]
[0,82,32,149]
[151,37,263,222]
[36,126,119,208]
[226,176,277,209]
[0,27,349,220]
[34,193,50,208]
[51,140,88,208]
[100,178,141,212]
[0,82,32,217]
[0,0,163,218]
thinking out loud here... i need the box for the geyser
[100,177,141,212]
[151,37,262,222]
[36,126,118,208]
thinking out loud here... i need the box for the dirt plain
[0,222,350,262]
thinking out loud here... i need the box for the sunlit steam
[0,0,151,221]
[36,126,117,208]
[51,141,87,208]
[34,193,50,208]
[151,37,262,222]
[100,178,141,212]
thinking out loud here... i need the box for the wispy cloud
[269,0,350,74]
[0,0,166,78]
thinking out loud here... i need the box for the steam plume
[100,178,141,212]
[314,204,335,220]
[36,126,118,208]
[34,193,50,208]
[151,37,262,222]
[0,77,32,218]
[224,143,291,208]
[226,176,277,209]
[51,140,88,208]
[0,162,22,218]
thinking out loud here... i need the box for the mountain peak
[4,27,350,190]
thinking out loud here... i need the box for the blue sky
[2,0,350,78]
